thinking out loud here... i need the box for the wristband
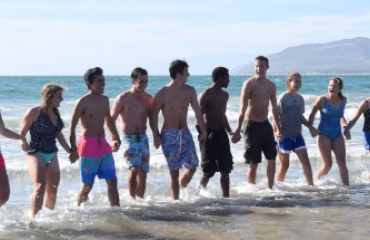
[70,146,77,152]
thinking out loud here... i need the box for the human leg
[220,172,230,197]
[332,136,349,186]
[26,154,46,218]
[128,166,140,199]
[316,135,333,180]
[247,163,258,184]
[180,168,196,188]
[276,153,290,182]
[0,168,10,207]
[296,149,314,186]
[106,178,120,206]
[266,160,276,189]
[137,171,147,199]
[170,170,180,200]
[77,183,93,206]
[44,155,60,209]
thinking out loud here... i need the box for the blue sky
[0,0,369,75]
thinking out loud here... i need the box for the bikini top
[29,111,63,154]
[363,100,370,132]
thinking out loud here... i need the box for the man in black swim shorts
[231,56,283,189]
[197,67,233,197]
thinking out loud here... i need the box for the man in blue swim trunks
[151,59,207,200]
[111,67,153,199]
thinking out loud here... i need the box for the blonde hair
[286,72,301,90]
[329,77,344,99]
[40,83,64,127]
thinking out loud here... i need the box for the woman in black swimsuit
[346,97,370,179]
[19,83,71,219]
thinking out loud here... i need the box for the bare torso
[201,88,228,129]
[79,94,109,138]
[159,85,194,129]
[118,91,153,134]
[245,77,275,122]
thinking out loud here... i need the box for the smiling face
[254,59,269,79]
[132,74,148,93]
[89,74,105,95]
[288,76,302,93]
[328,79,340,96]
[49,89,63,108]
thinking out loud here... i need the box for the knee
[280,162,289,171]
[322,162,332,171]
[106,179,118,189]
[34,182,46,195]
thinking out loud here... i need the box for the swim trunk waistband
[243,120,270,128]
[78,136,112,158]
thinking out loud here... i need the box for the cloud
[0,8,369,74]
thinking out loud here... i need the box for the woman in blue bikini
[308,77,350,186]
[19,83,71,218]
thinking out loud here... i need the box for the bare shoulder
[27,106,41,117]
[185,84,196,93]
[343,96,348,104]
[155,86,168,98]
[267,78,277,88]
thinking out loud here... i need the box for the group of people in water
[0,56,369,219]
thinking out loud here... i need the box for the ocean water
[0,75,370,239]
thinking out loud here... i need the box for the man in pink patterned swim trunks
[151,59,207,200]
[69,67,121,206]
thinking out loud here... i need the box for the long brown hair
[40,83,64,127]
[330,77,344,100]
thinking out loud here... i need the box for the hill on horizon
[233,37,370,75]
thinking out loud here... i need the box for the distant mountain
[233,37,370,75]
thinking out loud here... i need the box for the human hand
[154,135,161,149]
[111,140,121,152]
[343,127,351,140]
[276,131,284,142]
[309,126,320,137]
[231,131,241,143]
[198,132,207,145]
[19,137,30,152]
[69,151,79,164]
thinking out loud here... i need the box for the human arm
[270,84,284,141]
[190,87,207,145]
[105,97,121,152]
[231,81,249,143]
[347,99,366,130]
[0,112,27,143]
[68,99,83,163]
[301,97,320,136]
[18,107,39,151]
[56,131,71,153]
[308,96,323,137]
[149,92,162,149]
[341,97,350,140]
[110,94,123,122]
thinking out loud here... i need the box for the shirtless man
[111,67,153,199]
[69,67,121,206]
[150,59,207,200]
[231,56,283,189]
[197,67,233,197]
